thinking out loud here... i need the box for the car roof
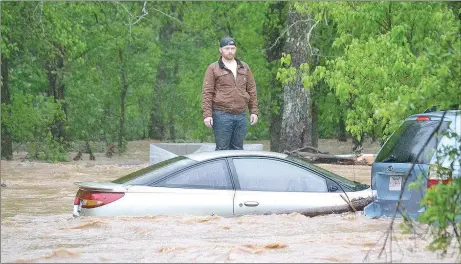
[183,150,288,162]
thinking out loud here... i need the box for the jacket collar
[218,57,244,69]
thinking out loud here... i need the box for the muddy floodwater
[1,140,459,262]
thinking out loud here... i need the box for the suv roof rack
[423,104,460,113]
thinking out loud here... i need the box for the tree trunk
[118,48,128,153]
[352,134,364,154]
[269,110,282,152]
[168,63,180,141]
[138,98,147,139]
[149,4,181,140]
[1,57,13,160]
[263,2,287,152]
[337,108,347,142]
[279,6,315,152]
[311,101,319,148]
[45,47,67,140]
[149,83,165,140]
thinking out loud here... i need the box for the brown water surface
[1,140,458,262]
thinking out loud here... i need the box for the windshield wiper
[352,181,369,191]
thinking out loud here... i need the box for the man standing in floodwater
[201,37,259,150]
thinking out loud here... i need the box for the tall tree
[263,2,287,152]
[278,3,318,152]
[1,56,12,160]
[117,47,128,152]
[149,4,182,140]
[1,2,36,159]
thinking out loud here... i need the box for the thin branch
[132,0,148,26]
[39,0,45,36]
[264,18,316,52]
[151,7,183,25]
[306,19,320,57]
[117,2,134,18]
[347,2,359,12]
[376,19,389,33]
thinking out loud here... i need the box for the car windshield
[112,156,196,185]
[286,156,368,190]
[375,120,449,164]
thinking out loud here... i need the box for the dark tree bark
[279,5,316,152]
[263,2,287,152]
[352,133,364,154]
[337,108,347,142]
[311,101,319,148]
[45,45,67,141]
[149,4,181,140]
[1,57,13,160]
[118,48,128,152]
[167,62,180,141]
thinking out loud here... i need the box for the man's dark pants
[212,110,247,150]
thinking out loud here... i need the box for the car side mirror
[329,185,338,192]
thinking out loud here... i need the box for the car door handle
[244,201,259,207]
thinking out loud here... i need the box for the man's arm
[246,66,258,116]
[202,64,215,119]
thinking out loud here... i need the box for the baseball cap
[220,37,236,48]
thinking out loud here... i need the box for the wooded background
[1,1,460,161]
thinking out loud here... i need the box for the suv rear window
[375,120,449,164]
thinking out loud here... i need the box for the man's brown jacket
[202,58,258,119]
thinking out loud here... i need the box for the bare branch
[115,2,133,34]
[132,0,149,26]
[306,19,320,57]
[117,2,134,18]
[263,18,316,52]
[39,0,45,36]
[151,7,183,25]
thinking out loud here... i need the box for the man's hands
[250,114,258,125]
[204,114,258,128]
[204,117,213,128]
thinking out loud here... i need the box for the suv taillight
[416,116,431,121]
[427,165,452,189]
[77,190,125,208]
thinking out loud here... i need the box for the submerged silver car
[73,151,375,217]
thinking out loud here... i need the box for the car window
[287,156,368,190]
[112,156,196,185]
[375,120,450,164]
[233,158,328,192]
[154,160,232,190]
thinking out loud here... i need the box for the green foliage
[2,1,460,161]
[306,2,461,142]
[276,53,297,85]
[419,178,461,254]
[2,93,67,161]
[404,129,461,257]
[316,91,341,138]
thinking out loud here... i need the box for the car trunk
[73,182,127,217]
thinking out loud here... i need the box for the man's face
[219,45,236,60]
